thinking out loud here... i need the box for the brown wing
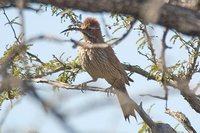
[79,45,129,85]
[104,46,130,85]
[79,46,122,80]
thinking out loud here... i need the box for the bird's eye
[87,26,92,30]
[87,26,99,31]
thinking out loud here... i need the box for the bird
[61,17,135,121]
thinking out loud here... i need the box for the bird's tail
[114,82,136,121]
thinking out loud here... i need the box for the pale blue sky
[0,7,199,133]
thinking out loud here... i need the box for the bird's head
[61,17,104,43]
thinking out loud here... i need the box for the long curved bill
[60,27,82,34]
[60,27,95,40]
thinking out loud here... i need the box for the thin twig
[26,52,45,64]
[26,35,70,43]
[186,38,200,80]
[140,94,166,100]
[143,25,157,65]
[2,8,21,44]
[18,0,25,45]
[138,51,155,63]
[53,55,66,67]
[112,19,136,46]
[101,15,111,38]
[161,28,170,108]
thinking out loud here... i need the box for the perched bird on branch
[61,17,135,121]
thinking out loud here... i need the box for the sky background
[0,6,199,133]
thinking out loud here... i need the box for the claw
[78,79,97,93]
[105,87,115,96]
[78,83,87,93]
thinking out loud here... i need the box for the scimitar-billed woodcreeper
[61,17,135,121]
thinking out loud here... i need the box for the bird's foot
[78,82,87,93]
[105,87,115,96]
[78,79,97,93]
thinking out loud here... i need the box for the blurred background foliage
[0,5,199,132]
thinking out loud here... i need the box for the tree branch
[142,25,157,65]
[31,77,176,133]
[1,0,200,36]
[21,80,77,133]
[32,78,108,93]
[123,64,200,114]
[166,108,197,133]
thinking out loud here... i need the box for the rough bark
[0,0,200,36]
